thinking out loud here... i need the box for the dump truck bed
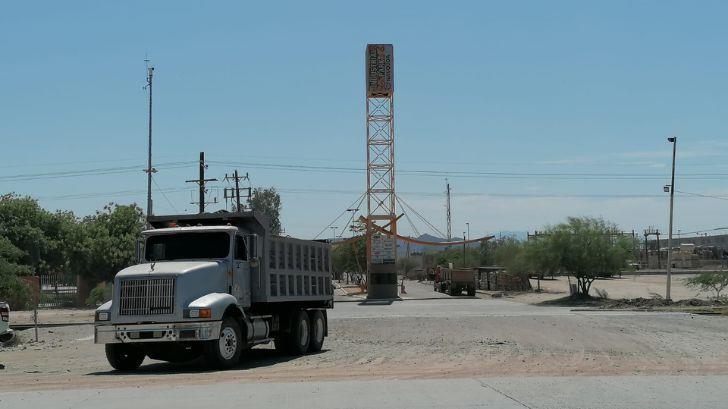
[147,212,333,306]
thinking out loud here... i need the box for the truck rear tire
[204,317,242,369]
[308,310,325,352]
[467,287,476,296]
[288,310,311,355]
[105,344,145,371]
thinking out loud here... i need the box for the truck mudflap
[95,321,223,344]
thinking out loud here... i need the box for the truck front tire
[105,344,145,371]
[204,317,242,369]
[308,310,325,352]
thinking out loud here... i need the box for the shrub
[0,271,32,309]
[86,285,112,307]
[686,271,728,299]
[594,288,609,299]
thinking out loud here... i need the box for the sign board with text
[366,44,394,98]
[371,233,396,264]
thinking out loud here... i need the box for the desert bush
[86,285,112,307]
[594,288,609,299]
[686,271,728,299]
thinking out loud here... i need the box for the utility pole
[143,60,156,219]
[186,152,218,213]
[656,230,661,269]
[643,232,649,269]
[666,136,677,301]
[644,227,661,269]
[223,170,251,212]
[445,179,452,242]
[234,169,241,211]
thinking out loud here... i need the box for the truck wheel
[288,310,311,355]
[449,286,459,296]
[204,317,242,369]
[308,310,325,352]
[467,287,476,297]
[105,344,145,371]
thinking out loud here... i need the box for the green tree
[78,203,145,284]
[397,257,418,277]
[0,194,84,277]
[250,187,282,235]
[332,237,366,276]
[433,247,481,268]
[0,236,32,307]
[686,271,728,299]
[527,217,632,297]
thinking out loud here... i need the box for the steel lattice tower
[366,96,396,240]
[365,44,398,299]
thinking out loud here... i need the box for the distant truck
[94,212,333,371]
[433,266,476,296]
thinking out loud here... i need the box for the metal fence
[38,273,78,308]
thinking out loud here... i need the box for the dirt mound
[537,295,724,309]
[603,297,721,309]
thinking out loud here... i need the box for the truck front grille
[119,278,175,316]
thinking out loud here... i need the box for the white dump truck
[94,212,333,371]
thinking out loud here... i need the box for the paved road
[3,375,727,409]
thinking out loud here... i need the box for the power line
[675,190,728,201]
[395,194,447,238]
[31,186,728,202]
[152,175,178,213]
[208,160,728,180]
[0,161,196,182]
[6,158,728,183]
[312,192,366,240]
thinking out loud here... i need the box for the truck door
[233,235,251,307]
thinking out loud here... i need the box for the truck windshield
[145,232,230,261]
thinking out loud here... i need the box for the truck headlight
[95,311,110,322]
[184,308,211,319]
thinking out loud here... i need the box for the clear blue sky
[2,1,727,239]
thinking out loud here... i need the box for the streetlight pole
[330,226,338,241]
[666,136,677,301]
[462,232,467,268]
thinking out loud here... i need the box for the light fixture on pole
[666,136,677,301]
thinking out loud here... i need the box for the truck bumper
[94,321,222,344]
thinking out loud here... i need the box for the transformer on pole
[365,44,398,299]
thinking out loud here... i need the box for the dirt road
[2,281,727,393]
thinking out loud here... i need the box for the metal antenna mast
[365,44,397,299]
[445,179,452,242]
[143,58,156,219]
